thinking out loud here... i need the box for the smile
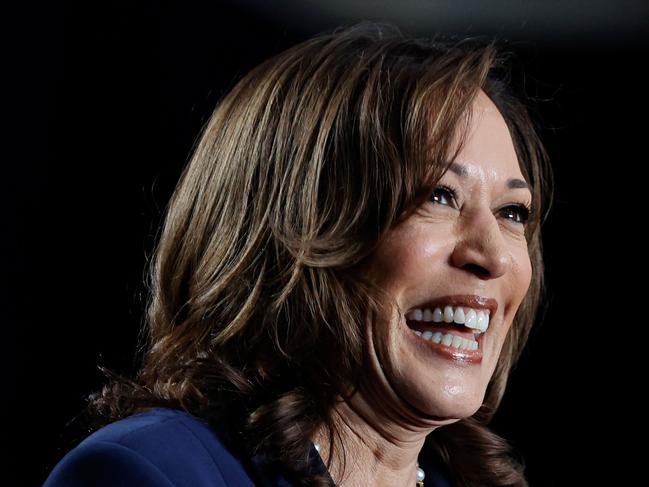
[410,325,478,350]
[402,295,496,364]
[405,321,485,364]
[406,304,489,346]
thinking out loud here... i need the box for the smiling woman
[357,90,536,426]
[44,21,553,487]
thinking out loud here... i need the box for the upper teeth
[405,305,490,332]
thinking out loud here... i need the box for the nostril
[463,263,490,279]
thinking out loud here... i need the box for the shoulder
[44,408,256,487]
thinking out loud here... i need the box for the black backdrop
[8,1,647,485]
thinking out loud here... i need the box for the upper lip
[406,294,498,317]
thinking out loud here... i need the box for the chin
[410,385,486,422]
[432,396,483,420]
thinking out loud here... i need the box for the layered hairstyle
[88,22,553,487]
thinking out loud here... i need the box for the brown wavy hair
[86,21,553,487]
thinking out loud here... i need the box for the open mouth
[402,296,496,361]
[405,319,483,351]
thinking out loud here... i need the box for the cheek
[497,246,533,342]
[369,225,451,291]
[514,247,533,301]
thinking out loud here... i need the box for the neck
[312,391,436,487]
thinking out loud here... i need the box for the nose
[450,208,511,280]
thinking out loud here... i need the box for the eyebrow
[448,162,530,190]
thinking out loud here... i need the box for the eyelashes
[429,183,533,226]
[501,202,533,225]
[430,184,461,208]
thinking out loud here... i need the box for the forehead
[450,90,524,185]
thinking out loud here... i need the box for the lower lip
[403,319,484,365]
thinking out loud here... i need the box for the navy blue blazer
[44,407,453,486]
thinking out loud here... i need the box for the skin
[312,89,534,486]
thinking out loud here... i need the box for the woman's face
[363,90,533,423]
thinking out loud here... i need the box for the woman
[45,21,552,487]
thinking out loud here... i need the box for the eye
[429,185,459,209]
[499,204,532,225]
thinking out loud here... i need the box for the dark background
[8,1,647,485]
